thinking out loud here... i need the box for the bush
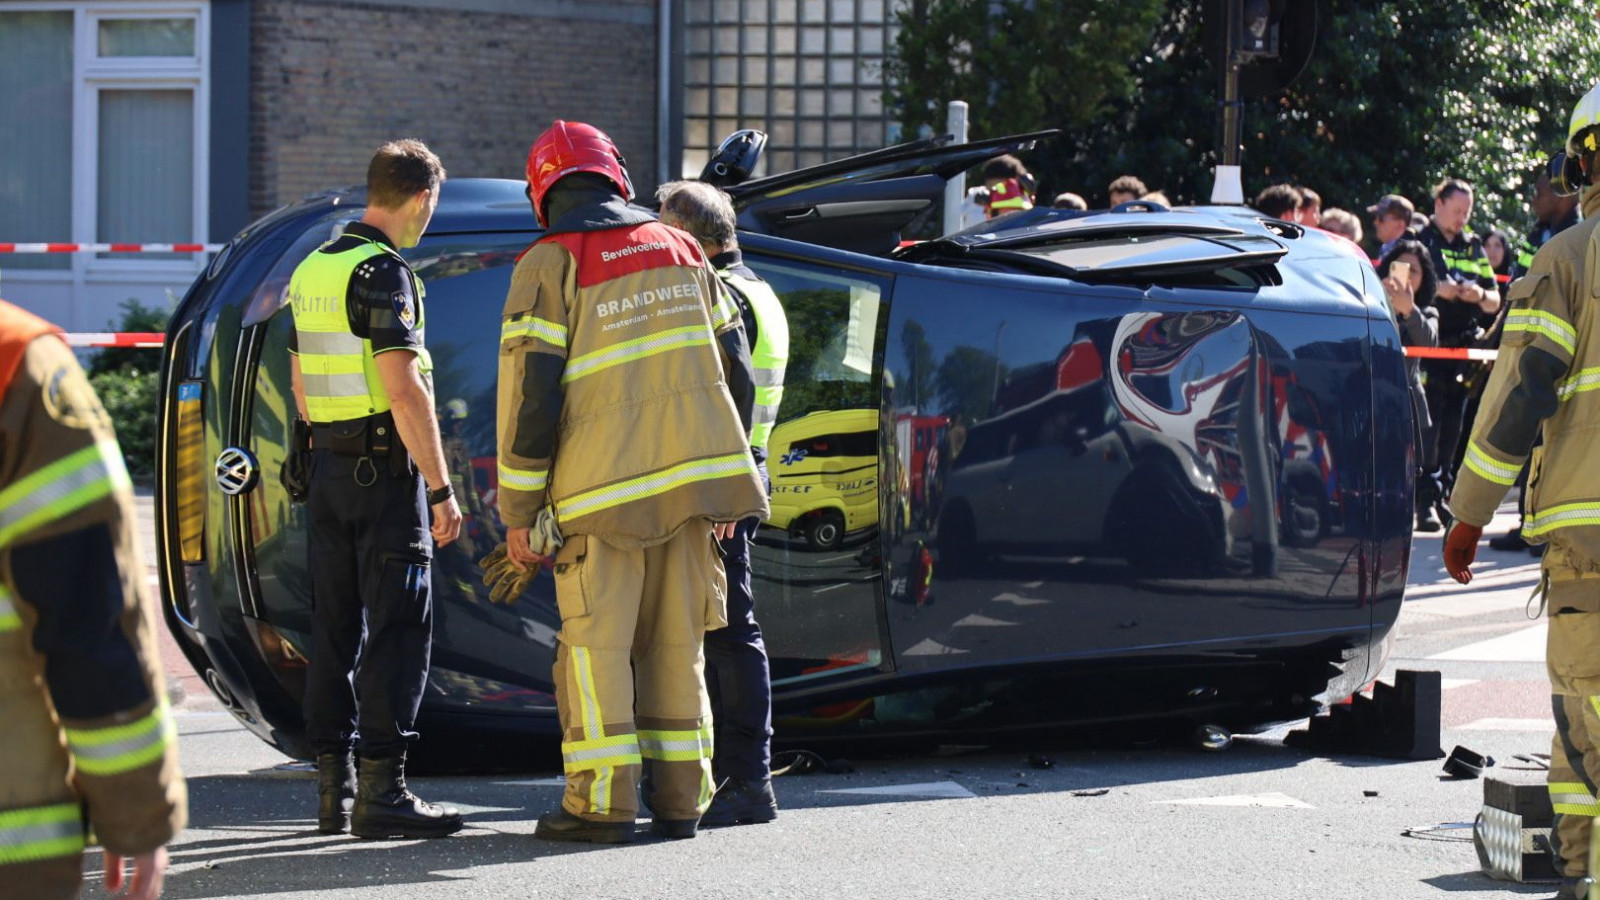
[90,299,169,482]
[91,368,160,481]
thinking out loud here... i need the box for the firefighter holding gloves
[0,300,186,899]
[486,120,766,843]
[287,139,464,840]
[1444,83,1600,900]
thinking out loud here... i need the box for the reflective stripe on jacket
[287,237,430,423]
[1451,187,1600,570]
[718,268,789,455]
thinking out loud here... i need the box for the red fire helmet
[525,120,634,227]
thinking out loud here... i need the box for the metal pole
[1210,0,1245,204]
[943,100,969,236]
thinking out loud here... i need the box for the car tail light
[175,381,205,562]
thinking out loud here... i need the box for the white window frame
[2,1,209,289]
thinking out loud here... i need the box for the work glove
[280,417,312,503]
[1443,520,1483,585]
[531,505,565,556]
[480,543,539,606]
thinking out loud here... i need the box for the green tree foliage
[88,299,169,481]
[888,0,1166,147]
[892,0,1600,233]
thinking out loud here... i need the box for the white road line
[902,638,969,656]
[953,614,1018,627]
[991,592,1048,606]
[1156,792,1314,809]
[1441,678,1479,690]
[821,781,976,799]
[1429,623,1547,662]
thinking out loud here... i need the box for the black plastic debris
[1443,745,1495,779]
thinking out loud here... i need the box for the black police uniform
[290,222,434,759]
[706,249,773,787]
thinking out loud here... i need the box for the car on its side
[154,133,1414,768]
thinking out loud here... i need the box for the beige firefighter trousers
[551,518,728,823]
[1543,564,1600,878]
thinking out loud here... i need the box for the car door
[727,130,1058,256]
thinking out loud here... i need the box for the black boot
[349,754,464,839]
[700,777,778,827]
[316,752,356,835]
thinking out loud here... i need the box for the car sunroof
[1006,232,1287,274]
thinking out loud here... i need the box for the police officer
[1416,177,1501,532]
[1445,83,1600,900]
[490,121,766,843]
[287,139,464,839]
[657,180,788,827]
[0,299,185,899]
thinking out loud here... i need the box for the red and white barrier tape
[64,332,165,348]
[1402,346,1498,361]
[0,242,222,253]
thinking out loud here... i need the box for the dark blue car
[155,133,1414,768]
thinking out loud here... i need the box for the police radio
[1548,149,1586,198]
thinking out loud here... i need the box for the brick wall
[249,0,658,219]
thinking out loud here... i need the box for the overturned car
[155,133,1414,767]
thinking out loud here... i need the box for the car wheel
[1281,480,1326,548]
[806,510,846,551]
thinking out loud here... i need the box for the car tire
[1280,478,1326,549]
[806,510,846,551]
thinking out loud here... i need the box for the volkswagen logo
[215,447,260,496]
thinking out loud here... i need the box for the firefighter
[1444,83,1600,900]
[486,121,766,843]
[287,139,464,839]
[657,179,788,827]
[0,299,185,899]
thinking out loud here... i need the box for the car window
[740,252,893,687]
[746,257,889,425]
[404,235,534,474]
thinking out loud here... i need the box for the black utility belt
[313,412,400,459]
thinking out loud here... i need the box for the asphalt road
[95,499,1564,900]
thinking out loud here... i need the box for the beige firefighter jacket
[1451,187,1600,572]
[496,219,768,542]
[0,311,185,893]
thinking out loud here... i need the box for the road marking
[494,777,568,787]
[1429,622,1546,662]
[953,614,1018,627]
[821,781,976,799]
[1458,718,1554,732]
[902,638,969,656]
[1157,792,1313,809]
[1441,678,1479,690]
[991,592,1048,606]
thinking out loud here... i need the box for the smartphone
[1390,260,1411,283]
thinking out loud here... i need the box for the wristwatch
[427,484,454,505]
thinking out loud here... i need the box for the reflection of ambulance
[766,408,879,550]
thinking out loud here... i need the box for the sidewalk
[136,486,218,711]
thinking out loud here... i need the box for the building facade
[0,0,898,330]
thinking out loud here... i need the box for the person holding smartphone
[1379,242,1441,511]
